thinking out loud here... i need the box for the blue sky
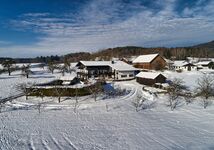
[0,0,214,57]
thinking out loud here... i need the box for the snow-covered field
[1,67,214,150]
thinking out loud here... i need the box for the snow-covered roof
[172,61,195,67]
[123,56,138,62]
[132,54,159,63]
[79,61,138,71]
[59,75,76,81]
[195,61,212,66]
[79,61,110,67]
[165,59,174,64]
[110,61,137,71]
[136,72,166,79]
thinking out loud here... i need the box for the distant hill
[90,40,214,60]
[193,40,214,51]
[0,40,214,63]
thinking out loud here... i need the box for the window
[121,75,127,78]
[129,74,134,77]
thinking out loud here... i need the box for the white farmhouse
[195,61,212,69]
[172,61,197,71]
[76,61,138,81]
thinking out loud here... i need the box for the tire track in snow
[41,139,51,150]
[49,134,63,150]
[145,135,172,150]
[28,135,36,150]
[62,134,78,150]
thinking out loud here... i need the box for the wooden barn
[136,72,166,86]
[132,54,166,70]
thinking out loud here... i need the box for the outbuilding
[133,53,166,70]
[136,72,166,86]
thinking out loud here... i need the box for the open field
[1,67,214,150]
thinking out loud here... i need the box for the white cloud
[1,0,214,57]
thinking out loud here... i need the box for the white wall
[173,66,197,71]
[113,70,135,80]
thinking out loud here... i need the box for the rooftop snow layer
[136,72,165,79]
[79,61,138,71]
[196,61,212,66]
[59,75,76,81]
[172,61,195,67]
[132,54,159,63]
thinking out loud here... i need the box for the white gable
[133,54,159,63]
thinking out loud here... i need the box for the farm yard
[0,64,214,150]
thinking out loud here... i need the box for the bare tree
[132,90,145,112]
[21,64,32,78]
[37,89,45,101]
[58,65,68,76]
[47,61,57,74]
[53,85,66,103]
[168,78,184,111]
[2,59,15,76]
[73,85,79,113]
[89,82,103,101]
[37,100,42,114]
[16,82,36,100]
[196,75,214,109]
[184,93,194,105]
[63,58,71,74]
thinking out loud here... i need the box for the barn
[132,54,166,70]
[136,72,166,86]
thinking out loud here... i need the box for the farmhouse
[172,61,197,71]
[132,54,166,70]
[76,61,138,81]
[195,61,213,69]
[136,72,167,86]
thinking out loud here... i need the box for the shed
[136,72,166,86]
[59,75,78,85]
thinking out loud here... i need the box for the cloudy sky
[0,0,214,58]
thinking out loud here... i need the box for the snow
[1,65,214,149]
[59,74,76,81]
[0,67,59,99]
[79,60,137,71]
[163,70,214,91]
[136,72,165,79]
[132,54,159,63]
[172,60,193,67]
[110,61,138,71]
[196,61,212,66]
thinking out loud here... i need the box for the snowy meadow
[0,65,214,150]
